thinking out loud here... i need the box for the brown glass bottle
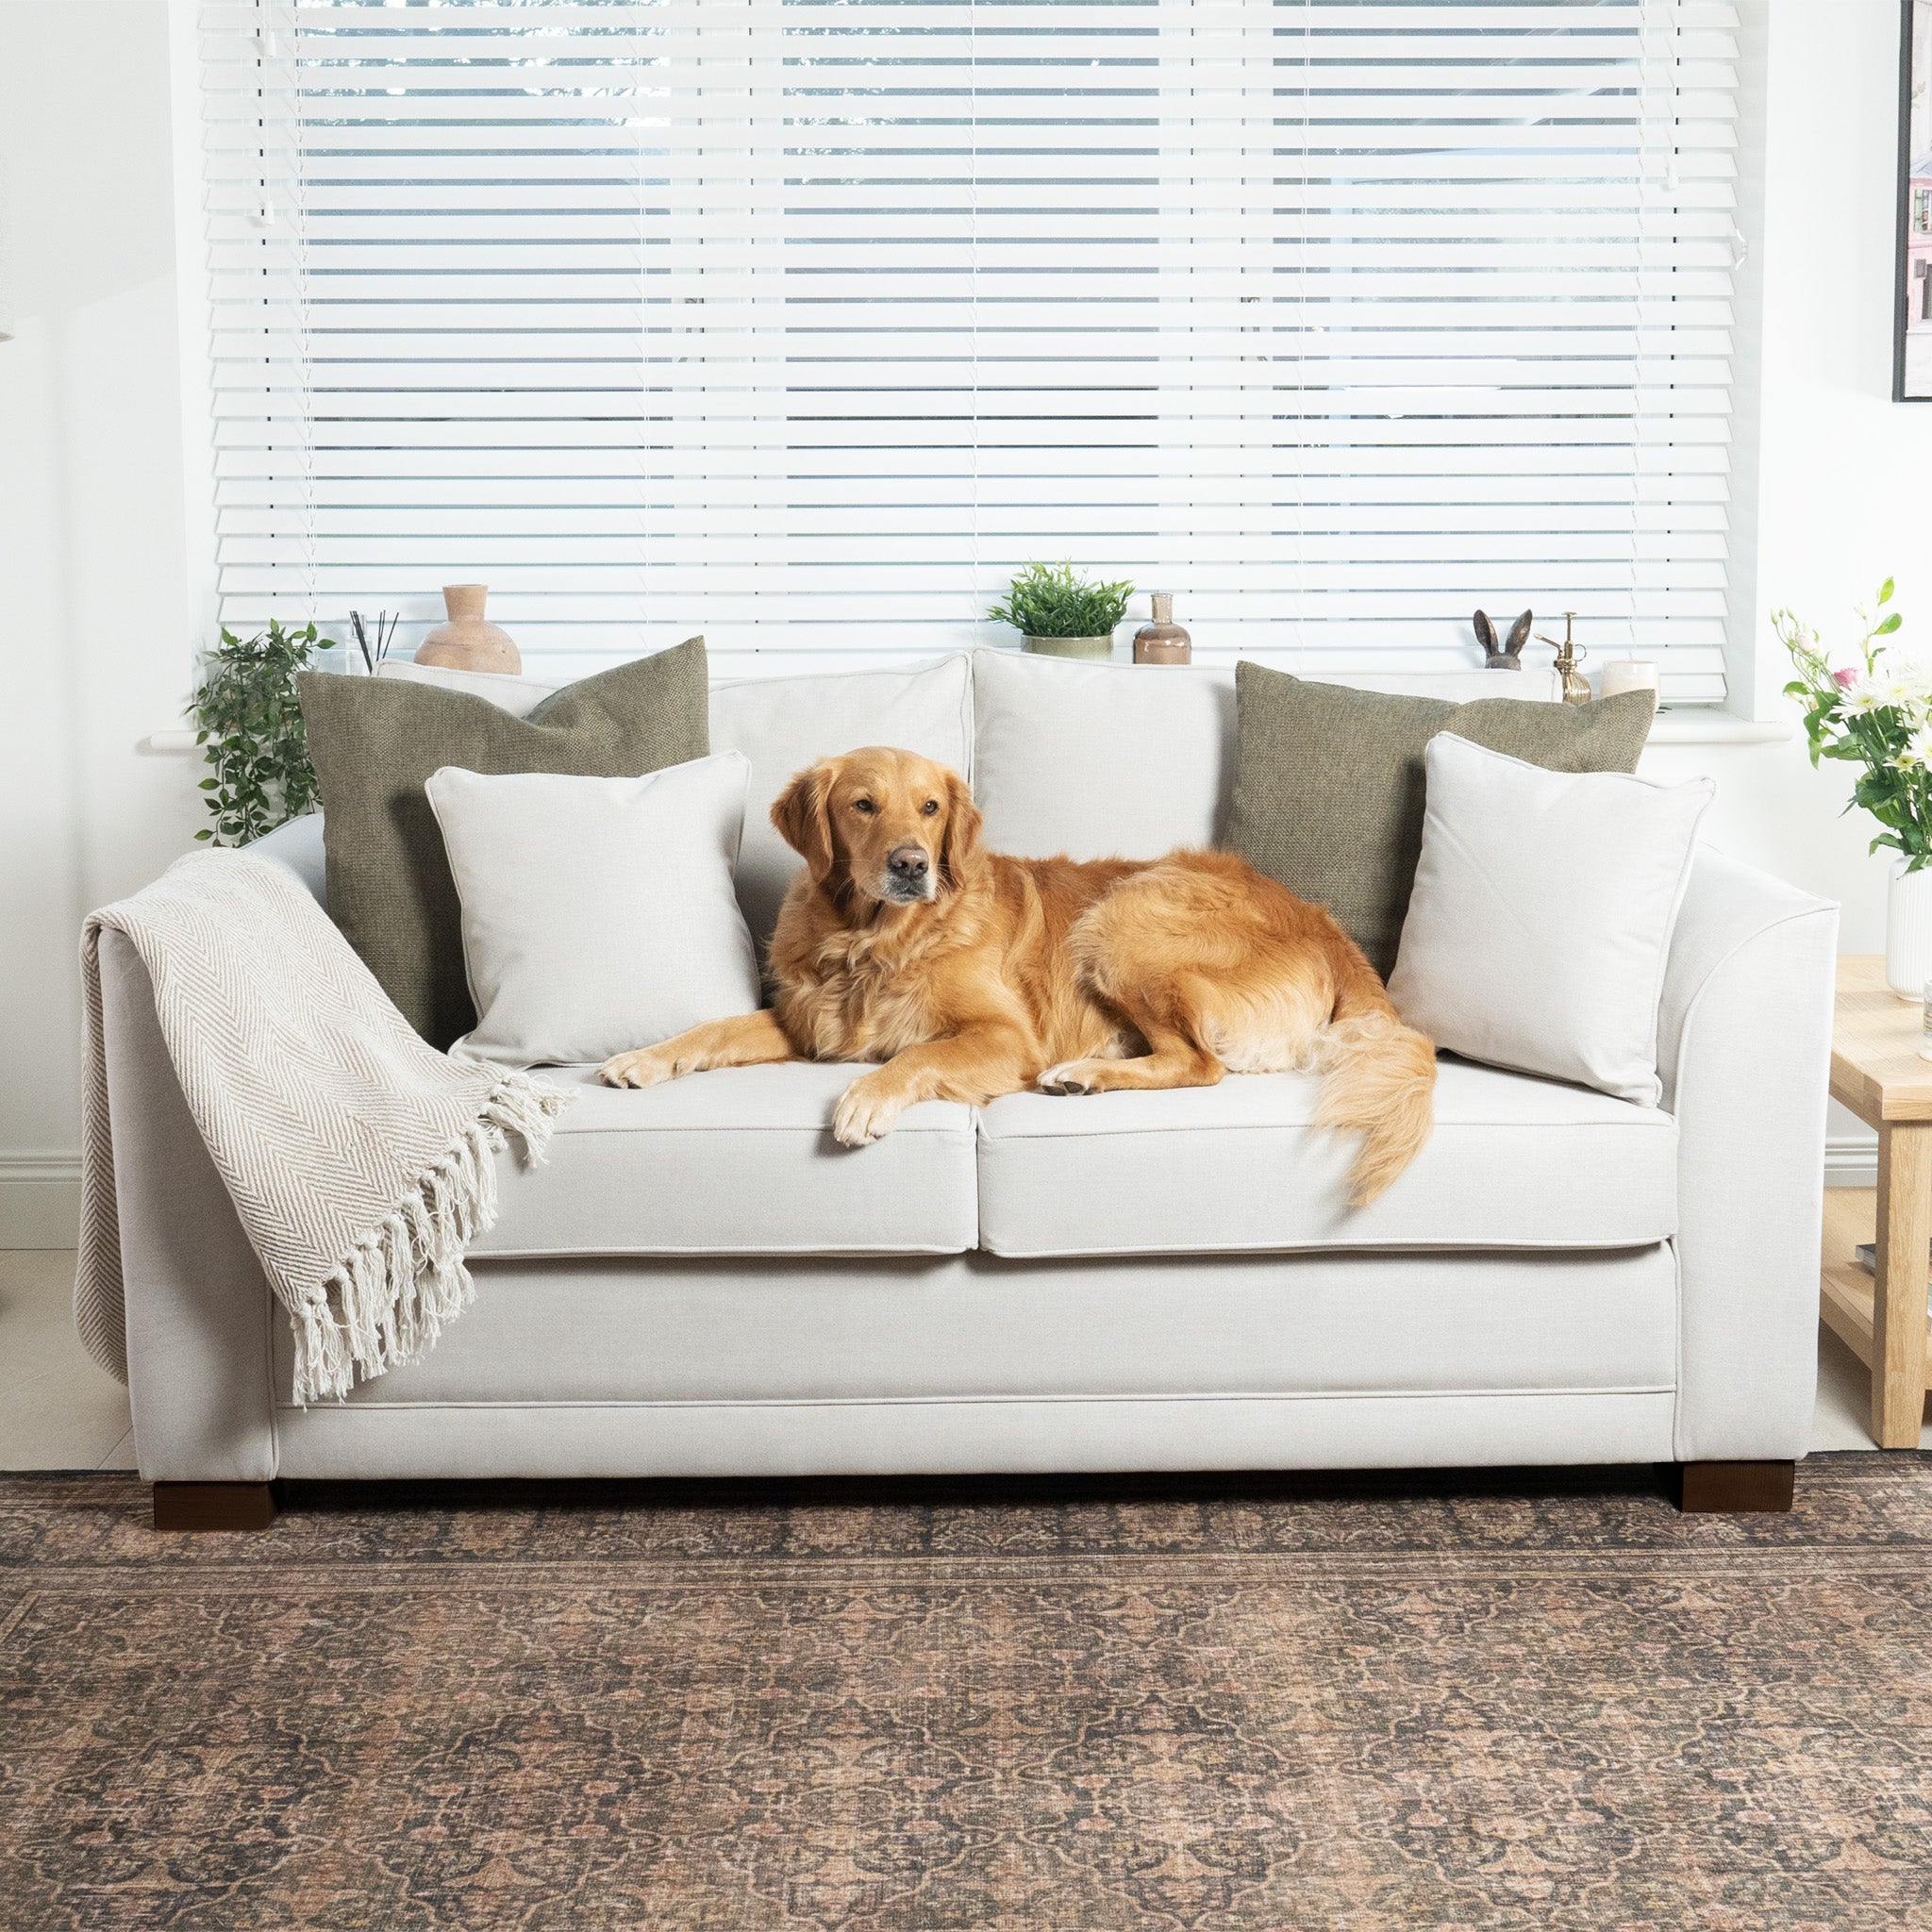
[1133,591,1191,664]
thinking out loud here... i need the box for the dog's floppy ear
[938,767,983,889]
[772,758,840,883]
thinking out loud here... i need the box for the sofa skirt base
[263,1388,1680,1483]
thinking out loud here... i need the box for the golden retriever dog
[600,747,1437,1205]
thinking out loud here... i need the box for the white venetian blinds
[196,0,1740,698]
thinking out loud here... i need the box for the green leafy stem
[192,621,321,846]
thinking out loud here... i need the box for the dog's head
[772,747,982,908]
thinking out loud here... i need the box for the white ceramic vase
[1886,859,1932,999]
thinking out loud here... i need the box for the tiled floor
[3,1228,1926,1472]
[2,1250,137,1471]
[1814,1322,1932,1449]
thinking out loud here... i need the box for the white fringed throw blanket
[76,851,566,1406]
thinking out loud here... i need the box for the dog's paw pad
[832,1085,901,1146]
[600,1050,668,1090]
[1038,1062,1095,1095]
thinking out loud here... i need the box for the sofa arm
[243,811,326,909]
[98,926,277,1482]
[1658,850,1839,1461]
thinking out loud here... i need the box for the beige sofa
[94,652,1839,1523]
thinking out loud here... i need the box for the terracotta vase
[414,585,521,675]
[1132,591,1191,664]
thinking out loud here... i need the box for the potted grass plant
[988,562,1135,659]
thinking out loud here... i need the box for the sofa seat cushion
[475,1063,977,1258]
[976,1058,1676,1257]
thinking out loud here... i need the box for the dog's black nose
[888,844,929,882]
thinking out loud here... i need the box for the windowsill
[1647,711,1794,747]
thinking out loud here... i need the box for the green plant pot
[1023,633,1116,659]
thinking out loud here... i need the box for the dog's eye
[921,799,940,816]
[852,798,876,815]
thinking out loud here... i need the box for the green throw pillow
[300,640,709,1046]
[1225,663,1657,982]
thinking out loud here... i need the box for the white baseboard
[1824,1132,1879,1189]
[0,1154,81,1248]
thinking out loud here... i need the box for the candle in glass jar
[1600,659,1660,701]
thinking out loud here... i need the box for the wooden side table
[1823,956,1932,1447]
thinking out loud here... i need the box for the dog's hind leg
[1038,974,1225,1096]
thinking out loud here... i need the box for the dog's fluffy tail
[1312,944,1437,1208]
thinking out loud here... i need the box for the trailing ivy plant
[192,620,321,845]
[987,561,1135,640]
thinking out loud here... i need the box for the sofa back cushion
[971,650,1236,860]
[375,659,559,716]
[709,656,974,955]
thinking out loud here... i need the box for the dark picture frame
[1896,0,1932,397]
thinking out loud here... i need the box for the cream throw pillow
[425,755,761,1068]
[1387,733,1714,1107]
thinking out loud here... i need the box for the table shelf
[1820,1192,1932,1386]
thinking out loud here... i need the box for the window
[195,0,1740,700]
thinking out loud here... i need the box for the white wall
[0,0,1924,1239]
[0,0,203,1241]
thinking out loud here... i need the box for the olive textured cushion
[300,639,709,1046]
[1226,663,1657,981]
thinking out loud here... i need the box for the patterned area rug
[4,1458,1931,1931]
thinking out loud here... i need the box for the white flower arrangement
[1778,582,1931,869]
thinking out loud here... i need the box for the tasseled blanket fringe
[291,1074,566,1407]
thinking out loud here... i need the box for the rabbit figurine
[1474,608,1531,671]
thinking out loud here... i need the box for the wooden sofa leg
[1676,1460,1795,1514]
[152,1481,277,1532]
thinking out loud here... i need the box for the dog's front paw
[833,1075,905,1147]
[1038,1060,1102,1095]
[600,1046,676,1090]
